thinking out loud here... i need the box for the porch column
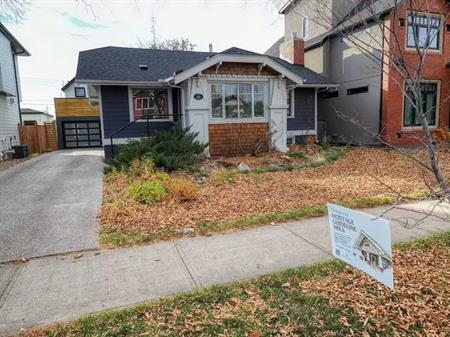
[185,77,209,154]
[269,78,288,152]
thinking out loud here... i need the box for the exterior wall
[208,123,269,156]
[284,0,354,41]
[287,88,315,131]
[380,1,450,146]
[63,82,99,99]
[100,85,176,145]
[54,98,99,117]
[311,23,383,145]
[0,31,20,154]
[22,113,53,125]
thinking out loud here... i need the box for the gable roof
[0,22,30,56]
[76,46,335,87]
[61,77,75,91]
[21,108,53,118]
[277,0,400,50]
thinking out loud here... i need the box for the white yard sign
[327,203,394,289]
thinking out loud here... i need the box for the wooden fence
[18,122,58,154]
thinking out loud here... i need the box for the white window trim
[401,80,440,131]
[128,86,173,122]
[286,135,295,146]
[208,81,269,124]
[405,13,444,53]
[287,90,295,118]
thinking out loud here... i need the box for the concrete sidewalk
[0,201,449,336]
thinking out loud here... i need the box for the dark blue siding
[287,88,315,131]
[101,85,177,139]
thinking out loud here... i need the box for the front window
[407,15,441,50]
[132,88,169,120]
[403,82,437,127]
[287,90,294,118]
[211,83,265,119]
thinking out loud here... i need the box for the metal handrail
[109,113,179,157]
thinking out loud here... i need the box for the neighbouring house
[20,108,54,125]
[0,22,30,158]
[267,0,450,146]
[62,45,336,156]
[353,230,392,272]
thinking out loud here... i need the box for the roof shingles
[75,46,334,86]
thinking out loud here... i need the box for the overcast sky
[6,0,284,114]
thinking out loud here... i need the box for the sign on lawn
[327,203,394,289]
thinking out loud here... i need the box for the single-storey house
[353,230,392,272]
[20,108,54,125]
[64,40,336,157]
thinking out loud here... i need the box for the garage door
[63,121,102,148]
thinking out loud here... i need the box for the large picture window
[211,83,265,119]
[407,15,441,50]
[132,89,169,120]
[403,82,437,127]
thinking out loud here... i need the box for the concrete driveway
[0,149,104,263]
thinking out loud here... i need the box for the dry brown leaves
[100,149,450,239]
[300,243,450,337]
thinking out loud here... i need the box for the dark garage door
[63,121,102,148]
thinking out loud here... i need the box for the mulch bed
[0,158,26,172]
[100,148,450,242]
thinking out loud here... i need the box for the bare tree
[137,37,196,51]
[0,0,30,23]
[290,0,450,206]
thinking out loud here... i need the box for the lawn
[19,231,450,337]
[100,147,450,247]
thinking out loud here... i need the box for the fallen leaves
[99,149,450,246]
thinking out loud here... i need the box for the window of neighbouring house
[302,17,309,39]
[132,88,169,120]
[407,15,441,50]
[211,83,266,119]
[74,87,86,97]
[403,82,438,127]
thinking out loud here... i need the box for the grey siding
[101,86,178,139]
[287,88,315,131]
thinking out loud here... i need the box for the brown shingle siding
[208,123,269,156]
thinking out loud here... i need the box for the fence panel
[18,122,57,154]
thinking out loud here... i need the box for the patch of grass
[99,226,179,248]
[210,170,236,186]
[128,180,168,205]
[287,150,305,159]
[198,194,399,235]
[29,233,450,337]
[100,193,408,247]
[254,147,346,174]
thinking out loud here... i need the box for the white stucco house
[0,22,30,158]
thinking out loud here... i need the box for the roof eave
[0,23,30,56]
[279,0,294,14]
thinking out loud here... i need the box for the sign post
[327,203,394,289]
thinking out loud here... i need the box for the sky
[5,0,284,115]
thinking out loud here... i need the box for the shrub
[287,151,305,159]
[106,123,207,172]
[211,171,235,186]
[168,178,199,201]
[105,138,153,171]
[128,180,168,205]
[129,158,155,178]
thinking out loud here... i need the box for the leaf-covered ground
[100,148,450,247]
[19,232,450,337]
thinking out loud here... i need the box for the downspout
[13,50,26,125]
[378,18,386,140]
